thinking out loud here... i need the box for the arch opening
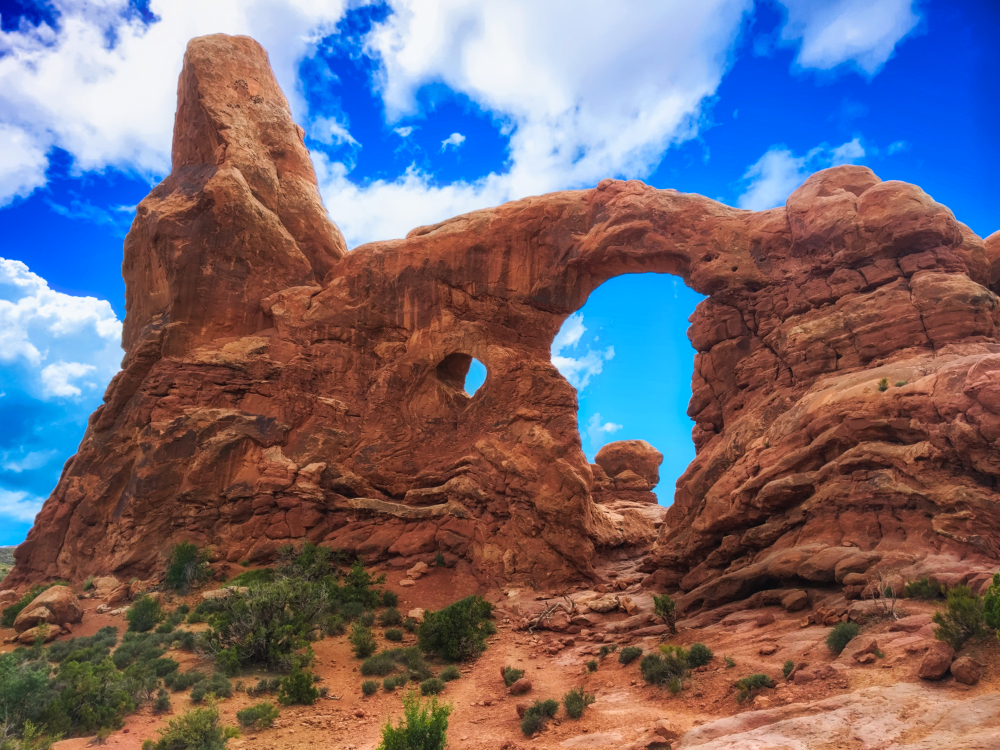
[435,352,488,396]
[551,273,705,505]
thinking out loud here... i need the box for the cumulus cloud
[393,126,414,137]
[440,132,466,150]
[316,0,753,246]
[0,257,122,394]
[736,137,866,211]
[586,413,623,451]
[774,0,921,75]
[310,115,360,147]
[0,488,45,523]
[550,312,615,391]
[0,0,351,198]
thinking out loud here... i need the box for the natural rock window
[435,352,487,396]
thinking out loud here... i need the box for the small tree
[277,669,319,706]
[376,692,451,750]
[350,623,378,659]
[933,585,987,650]
[652,594,677,634]
[127,595,164,633]
[417,595,493,662]
[165,542,210,594]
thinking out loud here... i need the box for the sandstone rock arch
[10,34,1000,607]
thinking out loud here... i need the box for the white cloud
[550,312,615,391]
[440,132,466,150]
[774,0,921,75]
[736,137,866,211]
[0,257,122,398]
[0,123,48,206]
[0,488,45,523]
[888,139,909,155]
[393,126,414,137]
[310,115,360,148]
[315,0,752,246]
[2,450,58,473]
[0,0,351,195]
[586,413,623,450]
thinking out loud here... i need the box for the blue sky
[0,0,996,544]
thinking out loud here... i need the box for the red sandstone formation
[9,35,1000,608]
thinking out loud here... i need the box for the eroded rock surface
[8,34,1000,598]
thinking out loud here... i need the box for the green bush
[934,585,987,650]
[361,652,397,677]
[164,671,205,692]
[350,623,378,659]
[826,622,859,655]
[341,602,364,621]
[598,644,616,659]
[324,615,346,636]
[434,552,446,567]
[438,665,460,682]
[246,678,280,696]
[618,646,643,665]
[41,657,137,736]
[375,692,451,750]
[652,593,677,634]
[562,687,595,719]
[361,680,379,696]
[985,573,1000,634]
[143,704,238,750]
[82,576,95,592]
[904,578,944,600]
[877,377,889,392]
[1,583,68,629]
[417,595,493,662]
[226,569,275,587]
[782,660,795,679]
[735,673,772,703]
[379,608,403,627]
[378,647,432,682]
[384,628,403,642]
[383,676,401,692]
[331,560,386,610]
[47,627,118,665]
[687,643,713,667]
[360,611,376,628]
[502,666,524,687]
[0,652,53,736]
[277,669,318,706]
[153,689,171,715]
[201,578,329,673]
[520,699,559,737]
[190,675,232,704]
[382,590,399,608]
[164,542,211,594]
[235,702,278,729]
[420,678,445,696]
[639,651,687,688]
[402,617,418,633]
[585,660,598,673]
[724,655,735,669]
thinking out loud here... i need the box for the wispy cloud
[0,488,45,523]
[736,137,866,211]
[550,312,615,391]
[586,413,623,451]
[440,132,466,151]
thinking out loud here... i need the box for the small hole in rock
[436,353,487,396]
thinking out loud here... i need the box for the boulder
[781,590,809,612]
[889,613,933,633]
[407,608,426,623]
[13,586,83,633]
[594,440,663,487]
[13,606,55,631]
[849,637,880,662]
[103,584,131,605]
[407,562,429,580]
[918,642,955,680]
[950,656,980,685]
[508,678,532,696]
[0,590,18,606]
[653,719,681,742]
[399,579,416,588]
[755,612,776,627]
[586,595,619,613]
[16,625,60,645]
[620,595,639,616]
[515,702,530,718]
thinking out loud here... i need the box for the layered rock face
[9,35,1000,603]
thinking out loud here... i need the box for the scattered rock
[850,637,880,662]
[950,657,980,685]
[407,608,426,623]
[586,595,619,613]
[781,590,809,612]
[759,643,779,656]
[889,613,933,633]
[918,642,955,680]
[653,719,681,742]
[755,612,776,627]
[407,562,429,580]
[399,579,416,588]
[620,595,639,616]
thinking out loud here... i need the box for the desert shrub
[0,652,52,735]
[1,583,68,629]
[47,627,118,665]
[735,673,772,703]
[82,577,95,592]
[379,608,403,627]
[724,655,735,669]
[341,601,365,621]
[190,674,232,704]
[598,644,617,659]
[361,652,397,677]
[438,665,460,682]
[246,678,280,696]
[652,594,677,634]
[687,643,713,668]
[277,669,318,706]
[350,623,378,659]
[934,585,987,650]
[165,542,211,594]
[235,702,278,730]
[434,552,446,567]
[618,646,642,665]
[360,611,376,628]
[417,595,493,662]
[402,617,418,633]
[382,676,400,692]
[328,560,386,610]
[904,578,944,600]
[384,628,403,642]
[153,689,171,715]
[782,659,795,679]
[324,615,346,636]
[985,573,1000,633]
[640,651,687,688]
[226,569,275,587]
[895,380,908,387]
[502,666,524,687]
[520,699,559,737]
[826,622,859,655]
[562,687,595,719]
[361,680,379,696]
[185,598,224,625]
[375,692,451,750]
[201,578,329,673]
[276,543,335,582]
[143,703,238,750]
[164,671,205,692]
[420,678,445,696]
[585,660,598,673]
[379,647,432,682]
[877,377,889,392]
[41,657,136,736]
[382,590,399,608]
